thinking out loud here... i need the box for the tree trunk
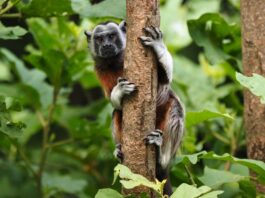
[241,0,265,193]
[122,0,160,197]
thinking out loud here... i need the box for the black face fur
[85,21,126,59]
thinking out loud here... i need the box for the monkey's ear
[119,20,126,33]
[84,30,92,41]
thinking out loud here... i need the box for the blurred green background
[1,0,265,197]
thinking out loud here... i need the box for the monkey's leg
[145,96,184,195]
[112,110,123,162]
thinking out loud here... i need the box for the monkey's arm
[110,77,136,110]
[140,27,173,84]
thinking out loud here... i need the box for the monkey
[84,21,184,195]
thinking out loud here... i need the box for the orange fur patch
[96,69,123,97]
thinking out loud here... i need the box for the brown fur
[112,110,122,143]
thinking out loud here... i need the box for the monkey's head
[85,21,126,58]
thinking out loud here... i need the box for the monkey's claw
[144,129,163,146]
[117,77,137,95]
[113,143,124,162]
[143,26,163,40]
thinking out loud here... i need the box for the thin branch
[0,13,21,18]
[48,138,75,148]
[8,138,38,180]
[184,165,196,186]
[36,88,60,198]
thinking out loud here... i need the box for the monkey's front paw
[140,26,165,58]
[144,129,163,146]
[113,143,124,162]
[117,77,137,95]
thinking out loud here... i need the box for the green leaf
[43,174,87,195]
[0,48,53,108]
[114,164,165,195]
[21,0,73,17]
[236,72,265,104]
[72,0,126,19]
[0,22,27,40]
[95,189,123,198]
[187,13,241,64]
[160,0,220,50]
[238,180,256,198]
[186,109,234,128]
[175,151,207,165]
[201,152,265,183]
[0,95,25,138]
[170,183,223,198]
[175,151,265,184]
[199,167,246,188]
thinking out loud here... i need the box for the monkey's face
[85,21,126,58]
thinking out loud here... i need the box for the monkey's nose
[102,44,112,49]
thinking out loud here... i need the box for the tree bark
[241,0,265,193]
[122,0,160,197]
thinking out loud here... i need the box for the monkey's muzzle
[100,45,117,58]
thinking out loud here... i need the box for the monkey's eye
[96,37,103,43]
[109,34,116,40]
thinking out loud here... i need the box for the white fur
[110,79,136,110]
[110,84,122,110]
[160,141,172,169]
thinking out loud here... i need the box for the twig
[36,88,60,198]
[0,13,21,18]
[8,138,38,180]
[184,165,196,186]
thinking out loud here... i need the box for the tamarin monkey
[85,21,184,195]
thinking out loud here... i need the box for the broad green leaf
[161,0,220,50]
[21,0,73,17]
[199,167,246,188]
[43,174,87,195]
[114,164,164,194]
[175,151,265,184]
[201,152,265,183]
[171,183,223,198]
[26,18,91,86]
[0,95,25,138]
[236,72,265,104]
[238,180,256,198]
[0,22,27,40]
[72,0,126,19]
[175,151,207,165]
[186,109,233,128]
[187,13,241,64]
[199,191,224,198]
[95,189,123,198]
[0,48,53,108]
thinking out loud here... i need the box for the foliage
[0,0,265,197]
[236,72,265,104]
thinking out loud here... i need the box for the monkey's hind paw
[144,129,163,146]
[113,143,124,162]
[117,77,137,95]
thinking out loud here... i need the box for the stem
[9,138,38,180]
[36,88,60,197]
[48,138,75,148]
[184,165,196,186]
[0,0,21,15]
[0,13,21,18]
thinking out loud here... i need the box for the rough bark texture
[122,0,160,197]
[241,0,265,193]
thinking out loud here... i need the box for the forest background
[0,0,265,197]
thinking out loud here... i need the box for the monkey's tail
[156,164,173,196]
